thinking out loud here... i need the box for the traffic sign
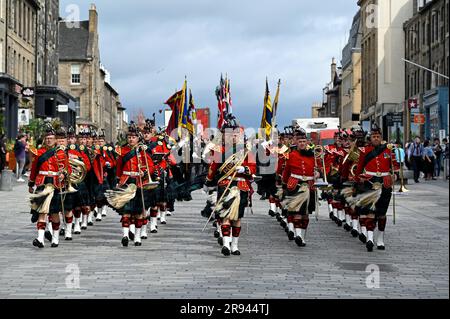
[413,114,425,125]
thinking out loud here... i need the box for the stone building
[358,0,414,140]
[34,0,76,128]
[0,0,39,139]
[404,0,449,141]
[340,11,362,129]
[318,58,342,120]
[58,4,121,141]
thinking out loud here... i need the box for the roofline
[105,82,119,96]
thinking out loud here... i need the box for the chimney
[89,3,98,34]
[331,57,337,81]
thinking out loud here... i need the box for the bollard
[0,169,14,191]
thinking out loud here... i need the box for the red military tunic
[206,149,257,192]
[29,146,71,188]
[116,145,156,188]
[282,149,315,191]
[354,144,396,187]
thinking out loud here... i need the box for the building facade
[34,0,76,128]
[58,4,121,141]
[358,0,414,141]
[340,11,362,129]
[404,0,449,141]
[0,0,39,139]
[318,58,342,120]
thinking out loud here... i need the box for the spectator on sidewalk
[13,134,27,182]
[433,138,443,178]
[423,140,436,181]
[0,134,6,174]
[408,136,424,183]
[443,138,449,180]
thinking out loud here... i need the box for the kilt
[72,181,90,207]
[217,182,249,220]
[257,174,277,197]
[94,179,111,206]
[114,178,157,215]
[285,181,316,216]
[354,177,392,217]
[85,171,96,206]
[32,183,63,215]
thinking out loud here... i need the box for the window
[423,21,426,45]
[0,0,4,20]
[71,64,81,84]
[75,98,81,117]
[441,7,445,42]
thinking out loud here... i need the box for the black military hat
[221,114,240,131]
[293,127,307,138]
[370,121,382,135]
[127,121,140,136]
[98,129,106,139]
[55,126,67,138]
[143,119,154,133]
[44,122,56,137]
[350,124,366,140]
[67,126,76,137]
[90,127,97,138]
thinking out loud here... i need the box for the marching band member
[351,123,397,252]
[29,124,71,248]
[205,115,256,256]
[66,126,91,240]
[106,122,157,247]
[93,129,115,222]
[281,128,319,247]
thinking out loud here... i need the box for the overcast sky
[59,0,359,128]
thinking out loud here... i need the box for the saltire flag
[260,78,273,140]
[165,89,184,135]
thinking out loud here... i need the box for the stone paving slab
[0,179,448,299]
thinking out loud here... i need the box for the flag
[177,79,189,137]
[272,79,281,118]
[260,78,273,140]
[165,89,183,135]
[188,89,197,124]
[216,74,232,129]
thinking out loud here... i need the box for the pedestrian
[0,134,7,174]
[408,136,423,183]
[433,138,443,178]
[14,134,27,182]
[442,138,449,180]
[394,141,405,181]
[423,140,436,181]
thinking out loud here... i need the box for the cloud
[59,0,358,128]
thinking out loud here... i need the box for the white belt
[365,171,390,177]
[291,174,314,181]
[123,171,140,177]
[226,177,246,182]
[39,171,59,176]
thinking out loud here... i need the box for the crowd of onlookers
[404,136,449,183]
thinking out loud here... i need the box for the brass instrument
[218,149,247,183]
[202,149,251,232]
[68,146,87,185]
[135,143,159,191]
[313,145,330,188]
